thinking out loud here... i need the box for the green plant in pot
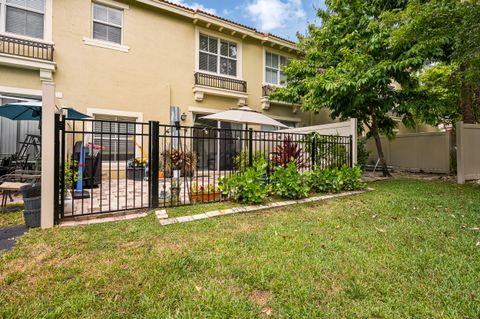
[170,180,181,204]
[63,160,78,214]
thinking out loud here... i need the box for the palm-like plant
[271,137,306,168]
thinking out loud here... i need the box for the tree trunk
[371,113,391,177]
[459,63,476,124]
[461,82,475,124]
[474,85,480,123]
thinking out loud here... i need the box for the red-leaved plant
[271,137,306,168]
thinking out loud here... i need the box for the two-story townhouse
[0,0,335,157]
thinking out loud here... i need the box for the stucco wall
[46,0,313,126]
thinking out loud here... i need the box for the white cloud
[245,0,306,32]
[168,0,217,15]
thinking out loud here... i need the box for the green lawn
[1,179,479,318]
[0,207,24,228]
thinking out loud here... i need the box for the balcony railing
[194,72,247,93]
[0,35,54,61]
[262,84,301,104]
[262,84,276,97]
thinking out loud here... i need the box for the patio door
[193,117,241,170]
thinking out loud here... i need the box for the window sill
[83,37,130,53]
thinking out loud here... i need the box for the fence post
[53,113,60,225]
[311,136,316,168]
[248,128,253,167]
[456,122,465,184]
[149,121,160,208]
[349,135,353,168]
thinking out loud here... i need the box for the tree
[271,0,422,176]
[413,63,461,128]
[390,0,480,124]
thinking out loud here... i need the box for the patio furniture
[0,170,41,208]
[0,182,30,209]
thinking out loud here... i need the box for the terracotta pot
[190,192,221,203]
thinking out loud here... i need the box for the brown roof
[157,0,298,46]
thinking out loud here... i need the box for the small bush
[233,150,266,172]
[270,161,310,199]
[309,165,365,193]
[357,138,370,170]
[219,158,269,204]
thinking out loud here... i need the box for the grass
[1,179,479,318]
[0,206,24,228]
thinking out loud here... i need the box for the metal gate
[55,116,353,222]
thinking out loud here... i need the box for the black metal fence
[56,117,352,221]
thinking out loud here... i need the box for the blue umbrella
[0,101,90,120]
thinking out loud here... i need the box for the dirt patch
[250,289,273,316]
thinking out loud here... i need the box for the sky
[169,0,326,41]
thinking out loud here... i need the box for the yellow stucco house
[0,0,334,132]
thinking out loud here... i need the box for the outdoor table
[0,182,30,209]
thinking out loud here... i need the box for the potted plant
[190,182,221,203]
[63,160,78,215]
[127,157,147,181]
[170,180,181,204]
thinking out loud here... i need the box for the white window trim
[83,37,130,52]
[0,0,53,43]
[195,27,243,80]
[84,1,129,52]
[263,48,289,87]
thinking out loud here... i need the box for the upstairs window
[265,51,288,86]
[3,0,45,39]
[92,2,123,44]
[199,33,238,77]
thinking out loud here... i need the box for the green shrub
[219,158,269,204]
[233,150,266,172]
[309,165,365,193]
[270,161,310,199]
[304,132,348,168]
[357,138,370,170]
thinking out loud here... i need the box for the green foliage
[389,0,480,123]
[413,64,461,127]
[356,139,370,170]
[271,137,305,168]
[233,150,266,172]
[270,162,310,199]
[63,160,78,192]
[309,165,365,193]
[304,132,349,168]
[271,1,422,139]
[219,158,269,204]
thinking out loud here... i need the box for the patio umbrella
[199,106,288,128]
[0,101,90,120]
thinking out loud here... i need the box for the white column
[40,80,56,229]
